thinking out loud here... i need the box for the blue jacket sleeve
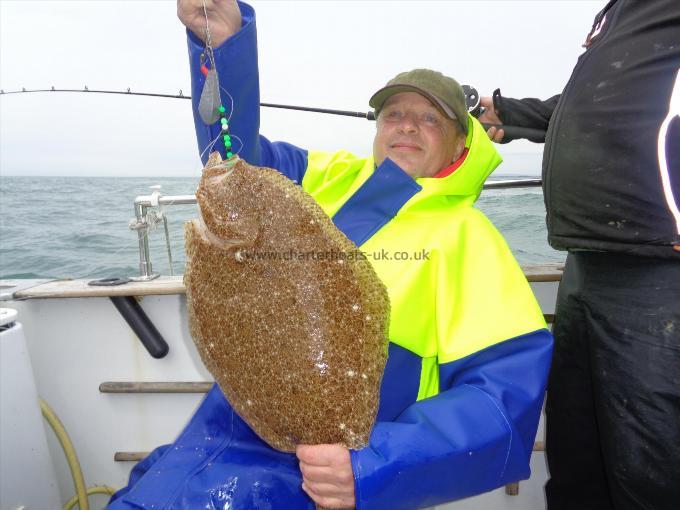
[187,1,308,182]
[351,329,552,510]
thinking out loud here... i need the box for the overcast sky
[0,0,602,177]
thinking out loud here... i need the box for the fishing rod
[0,87,192,100]
[0,87,547,140]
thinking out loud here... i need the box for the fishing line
[67,230,156,282]
[199,130,243,165]
[200,129,226,161]
[196,0,237,160]
[68,195,197,280]
[201,0,219,81]
[220,85,235,123]
[22,220,153,280]
[197,84,240,162]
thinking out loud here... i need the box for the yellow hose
[64,486,117,510]
[39,398,89,510]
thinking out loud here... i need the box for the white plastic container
[1,308,62,510]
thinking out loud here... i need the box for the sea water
[0,176,565,280]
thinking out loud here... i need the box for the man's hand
[177,0,241,47]
[478,96,505,143]
[296,444,356,509]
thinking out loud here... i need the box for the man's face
[373,92,466,178]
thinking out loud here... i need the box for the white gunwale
[11,263,563,300]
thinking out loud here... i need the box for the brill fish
[184,152,389,452]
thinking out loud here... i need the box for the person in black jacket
[479,1,679,509]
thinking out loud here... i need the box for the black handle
[110,296,169,359]
[481,123,547,142]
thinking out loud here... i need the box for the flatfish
[184,152,390,452]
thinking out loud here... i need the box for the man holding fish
[108,1,553,508]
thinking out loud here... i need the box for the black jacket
[496,0,680,259]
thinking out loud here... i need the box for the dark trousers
[544,251,680,510]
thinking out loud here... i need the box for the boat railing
[130,187,197,281]
[131,178,543,280]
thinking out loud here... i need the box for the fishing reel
[462,84,482,118]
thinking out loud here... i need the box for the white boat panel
[7,274,558,509]
[1,311,63,510]
[10,295,211,509]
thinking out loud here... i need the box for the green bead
[227,151,233,158]
[220,117,227,124]
[225,140,232,148]
[218,106,226,113]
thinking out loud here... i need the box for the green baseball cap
[369,69,468,134]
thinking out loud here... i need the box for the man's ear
[452,134,466,162]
